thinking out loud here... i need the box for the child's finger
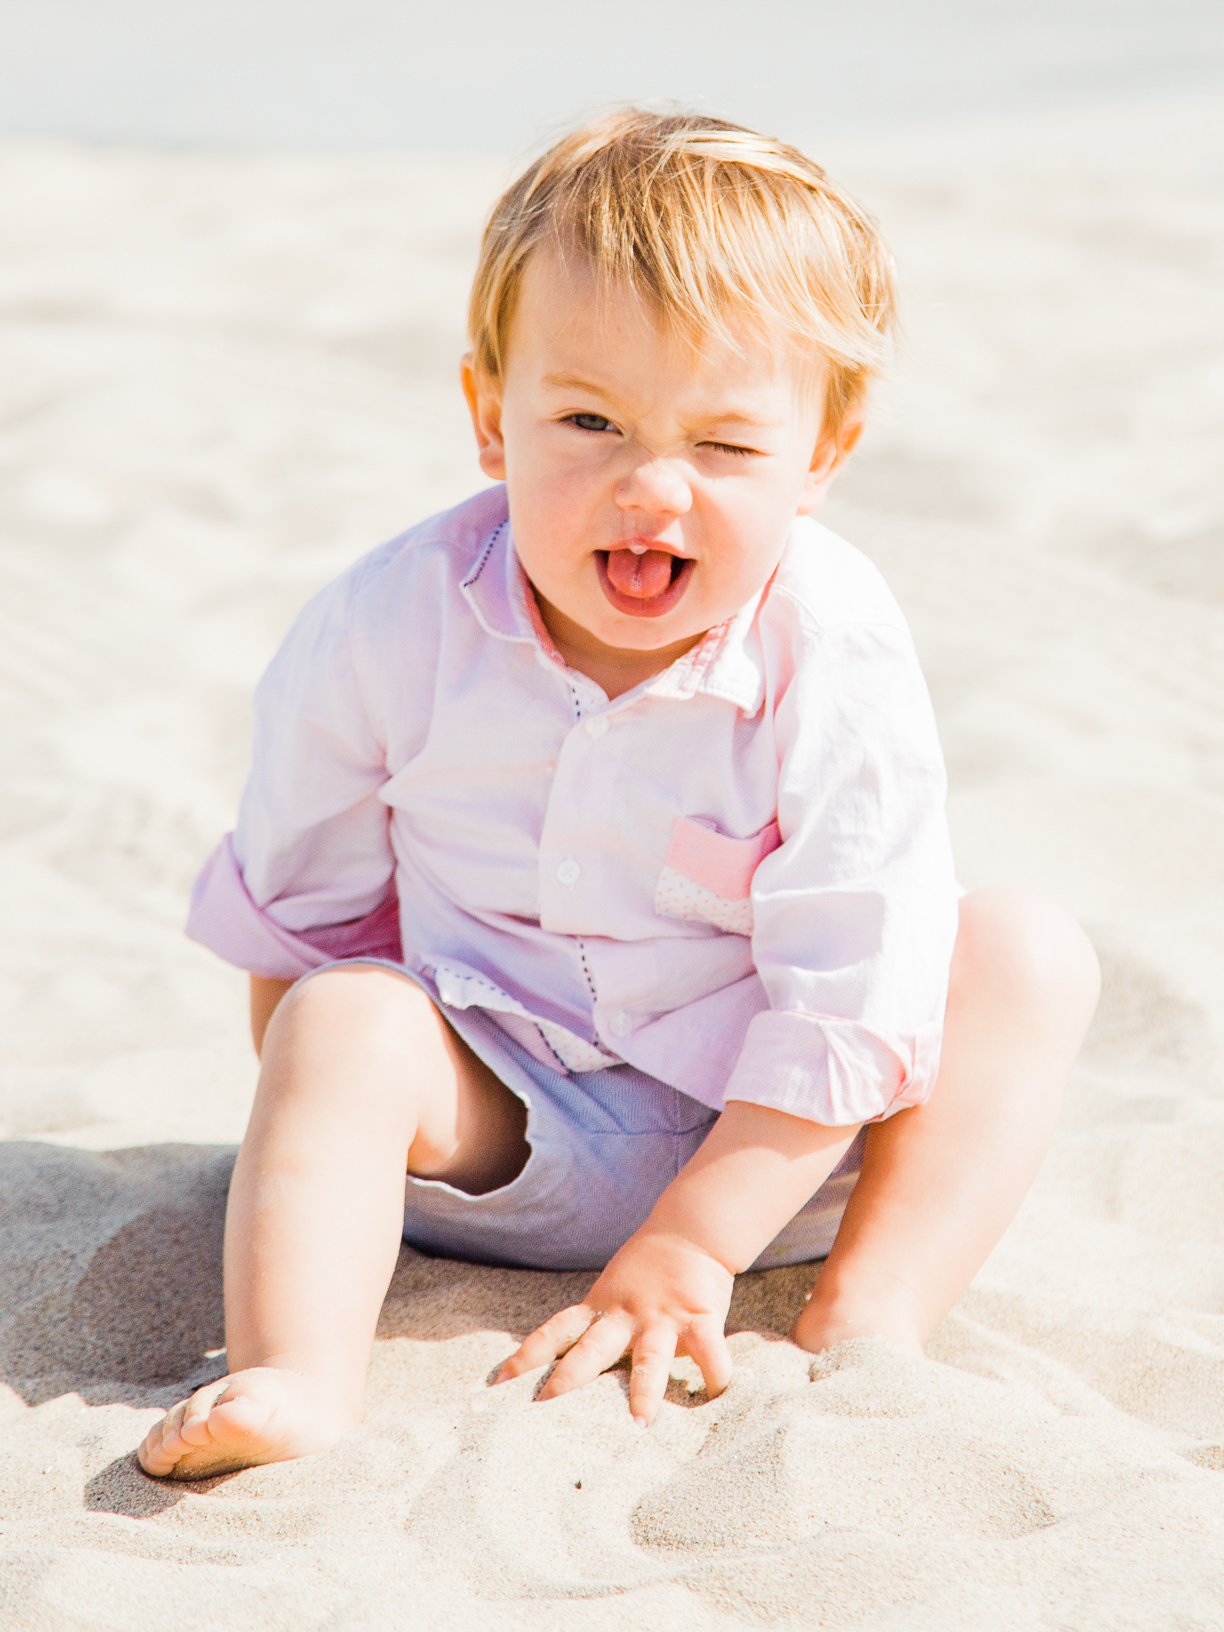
[495,1303,601,1381]
[626,1325,679,1426]
[678,1318,734,1400]
[535,1313,634,1401]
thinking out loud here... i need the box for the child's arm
[497,1102,861,1423]
[188,560,409,1063]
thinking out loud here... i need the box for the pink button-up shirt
[187,485,958,1126]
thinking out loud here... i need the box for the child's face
[463,251,857,672]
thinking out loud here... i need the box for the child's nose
[614,458,693,518]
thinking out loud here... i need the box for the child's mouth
[596,548,695,618]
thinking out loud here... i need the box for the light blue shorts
[309,959,865,1274]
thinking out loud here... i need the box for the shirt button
[608,1012,631,1038]
[584,716,609,739]
[555,858,581,886]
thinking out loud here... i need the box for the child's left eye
[702,441,757,458]
[567,413,614,433]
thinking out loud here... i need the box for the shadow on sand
[0,1136,817,1506]
[0,1141,234,1403]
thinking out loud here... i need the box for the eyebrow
[705,411,783,431]
[540,370,629,408]
[539,372,783,433]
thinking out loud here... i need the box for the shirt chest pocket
[654,815,782,936]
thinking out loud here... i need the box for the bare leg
[793,887,1100,1355]
[138,965,527,1478]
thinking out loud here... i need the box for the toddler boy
[139,111,1098,1479]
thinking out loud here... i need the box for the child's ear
[461,354,507,480]
[797,416,863,515]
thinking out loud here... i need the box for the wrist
[633,1210,747,1279]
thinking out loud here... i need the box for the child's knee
[272,962,436,1045]
[954,887,1101,1027]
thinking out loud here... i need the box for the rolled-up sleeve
[186,567,400,979]
[722,613,958,1126]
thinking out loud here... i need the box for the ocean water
[0,0,1221,153]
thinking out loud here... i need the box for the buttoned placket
[526,612,750,1062]
[541,669,699,1056]
[529,651,622,1048]
[459,516,764,1064]
[537,650,601,894]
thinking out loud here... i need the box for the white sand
[2,97,1223,1629]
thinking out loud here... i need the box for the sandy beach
[2,93,1223,1628]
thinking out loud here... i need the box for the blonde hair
[468,108,897,440]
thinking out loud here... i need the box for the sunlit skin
[136,253,1100,1480]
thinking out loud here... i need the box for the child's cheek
[535,468,602,541]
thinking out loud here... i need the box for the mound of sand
[1,96,1222,1629]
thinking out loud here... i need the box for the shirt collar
[459,506,767,716]
[458,503,537,645]
[650,584,768,716]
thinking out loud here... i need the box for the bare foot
[137,1367,354,1479]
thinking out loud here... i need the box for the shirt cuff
[722,1008,943,1126]
[185,833,402,979]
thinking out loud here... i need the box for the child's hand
[496,1105,860,1424]
[495,1226,735,1425]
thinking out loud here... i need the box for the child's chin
[593,604,701,651]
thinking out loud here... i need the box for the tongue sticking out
[604,548,676,599]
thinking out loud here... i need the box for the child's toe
[137,1407,185,1476]
[209,1394,275,1442]
[176,1410,220,1450]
